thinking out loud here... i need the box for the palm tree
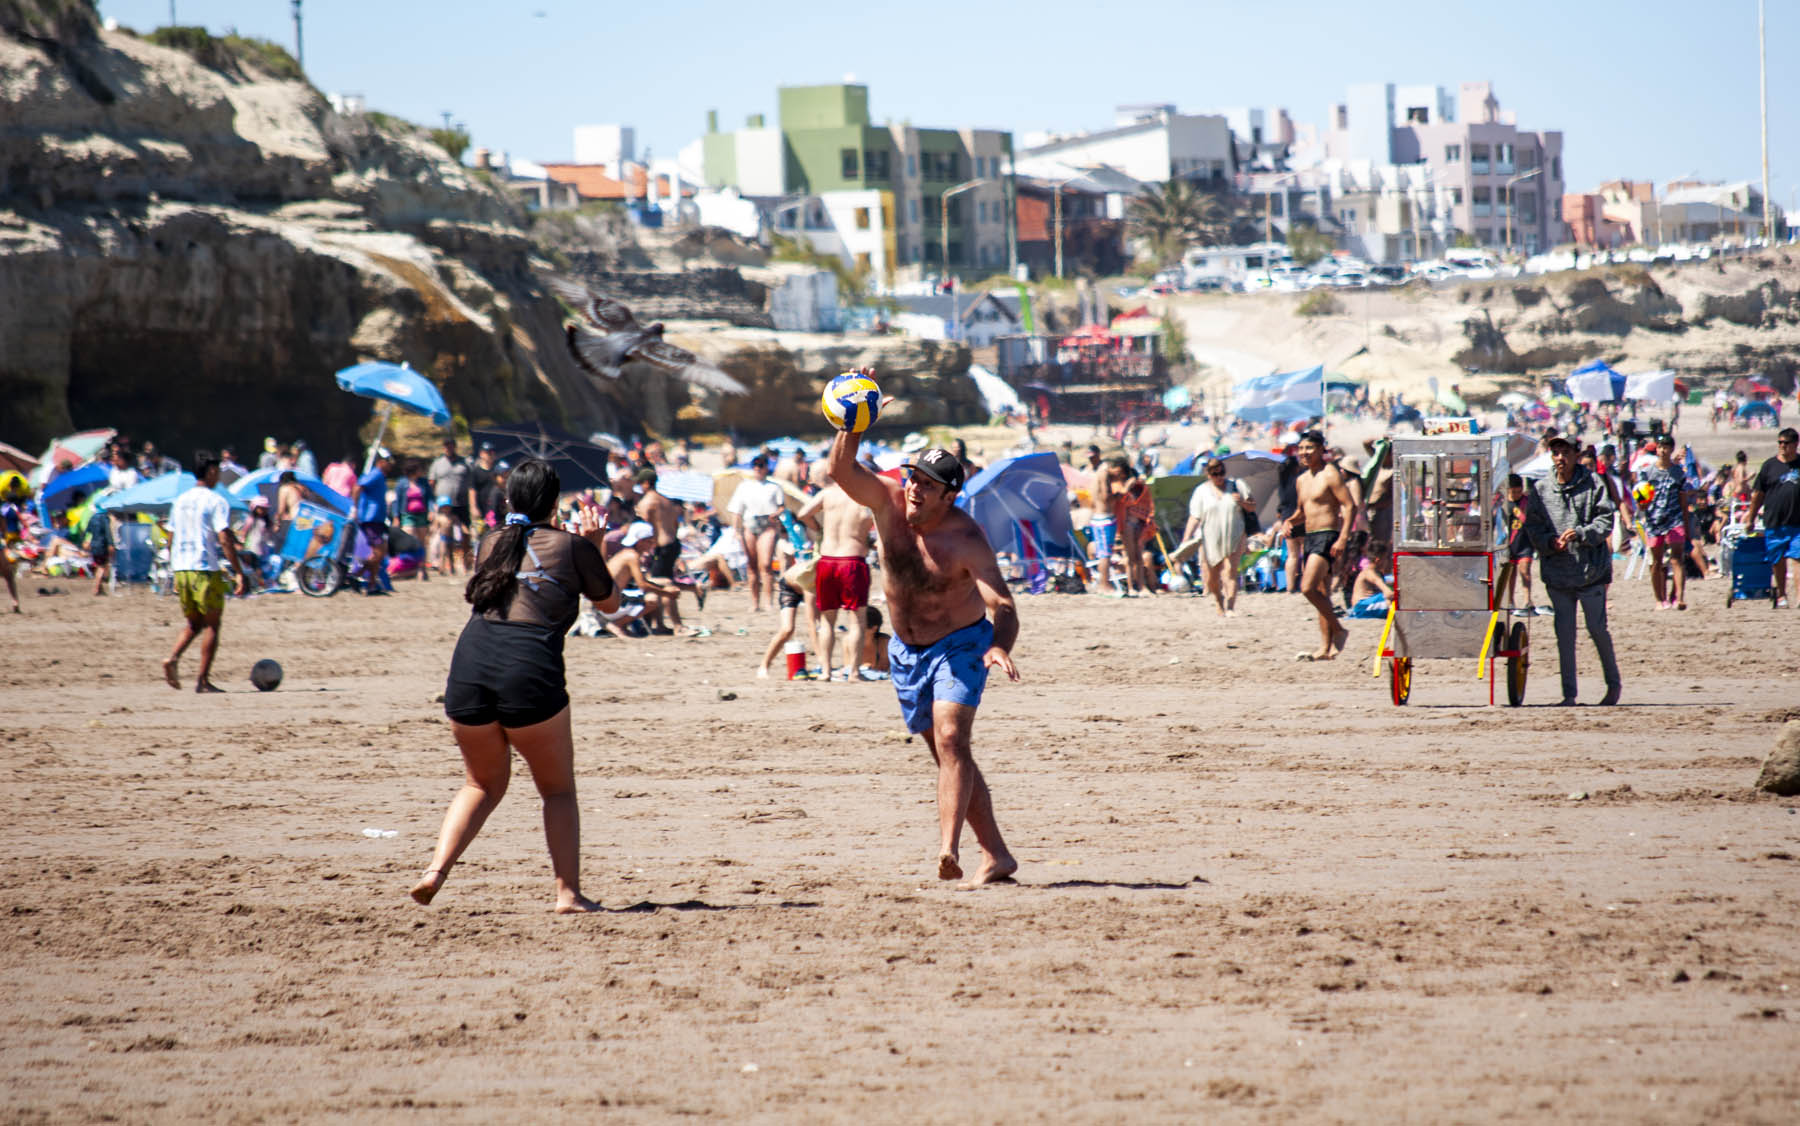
[1128,181,1231,266]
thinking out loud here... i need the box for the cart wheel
[1389,657,1412,706]
[1505,621,1528,707]
[297,554,342,598]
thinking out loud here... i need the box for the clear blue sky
[100,0,1794,207]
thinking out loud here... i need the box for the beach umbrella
[956,452,1082,562]
[1737,401,1777,420]
[96,473,246,516]
[0,441,40,476]
[28,428,116,487]
[1209,450,1285,532]
[334,361,450,470]
[225,467,351,516]
[37,463,111,510]
[470,421,613,492]
[711,469,806,516]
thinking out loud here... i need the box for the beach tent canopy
[1566,360,1627,404]
[225,467,351,516]
[956,452,1082,561]
[1622,370,1677,403]
[1737,400,1777,419]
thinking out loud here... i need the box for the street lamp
[1503,167,1542,253]
[941,178,987,339]
[1048,174,1080,280]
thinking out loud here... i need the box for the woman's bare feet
[553,894,602,914]
[410,869,445,905]
[937,853,963,881]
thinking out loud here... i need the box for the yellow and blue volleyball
[821,372,882,433]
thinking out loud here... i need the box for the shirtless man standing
[1088,457,1129,596]
[633,468,691,632]
[829,427,1020,888]
[799,478,875,683]
[1279,429,1355,660]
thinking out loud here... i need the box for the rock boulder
[1754,721,1800,797]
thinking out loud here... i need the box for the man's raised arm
[827,427,893,515]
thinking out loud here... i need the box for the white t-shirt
[108,465,139,493]
[727,478,785,520]
[169,485,230,572]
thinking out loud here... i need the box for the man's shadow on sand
[607,898,822,913]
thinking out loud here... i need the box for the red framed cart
[1373,434,1529,706]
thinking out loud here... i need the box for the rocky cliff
[0,1,630,458]
[0,2,983,459]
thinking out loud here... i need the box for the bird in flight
[546,276,747,395]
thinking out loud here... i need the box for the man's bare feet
[756,666,769,679]
[937,853,963,881]
[196,680,224,694]
[410,869,445,905]
[553,895,602,914]
[959,855,1018,889]
[162,658,180,689]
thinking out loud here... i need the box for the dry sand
[3,528,1798,1121]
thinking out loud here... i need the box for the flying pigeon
[546,276,747,395]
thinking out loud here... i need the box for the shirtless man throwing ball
[829,420,1020,888]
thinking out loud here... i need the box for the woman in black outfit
[412,459,622,913]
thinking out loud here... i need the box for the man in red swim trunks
[801,477,875,683]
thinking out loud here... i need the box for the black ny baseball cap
[905,448,965,491]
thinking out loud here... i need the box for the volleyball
[250,659,283,692]
[821,372,882,433]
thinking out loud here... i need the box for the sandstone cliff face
[0,7,626,459]
[657,329,978,438]
[1448,260,1800,385]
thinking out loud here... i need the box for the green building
[702,83,1015,281]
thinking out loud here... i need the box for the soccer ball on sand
[250,659,283,692]
[821,372,882,433]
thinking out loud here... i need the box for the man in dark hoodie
[1524,437,1621,706]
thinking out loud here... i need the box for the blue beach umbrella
[335,362,451,469]
[38,462,111,509]
[96,473,247,517]
[956,451,1083,562]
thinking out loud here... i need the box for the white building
[573,125,635,177]
[772,190,894,284]
[1021,105,1233,185]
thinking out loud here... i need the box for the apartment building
[1021,105,1234,186]
[698,84,1014,285]
[1316,81,1566,254]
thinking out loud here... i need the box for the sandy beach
[3,497,1797,1122]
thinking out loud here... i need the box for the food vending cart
[1374,433,1529,705]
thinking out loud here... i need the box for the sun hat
[622,521,654,547]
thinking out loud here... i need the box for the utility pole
[169,2,176,25]
[292,1,304,73]
[1760,0,1773,241]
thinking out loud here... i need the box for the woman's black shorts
[444,616,569,728]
